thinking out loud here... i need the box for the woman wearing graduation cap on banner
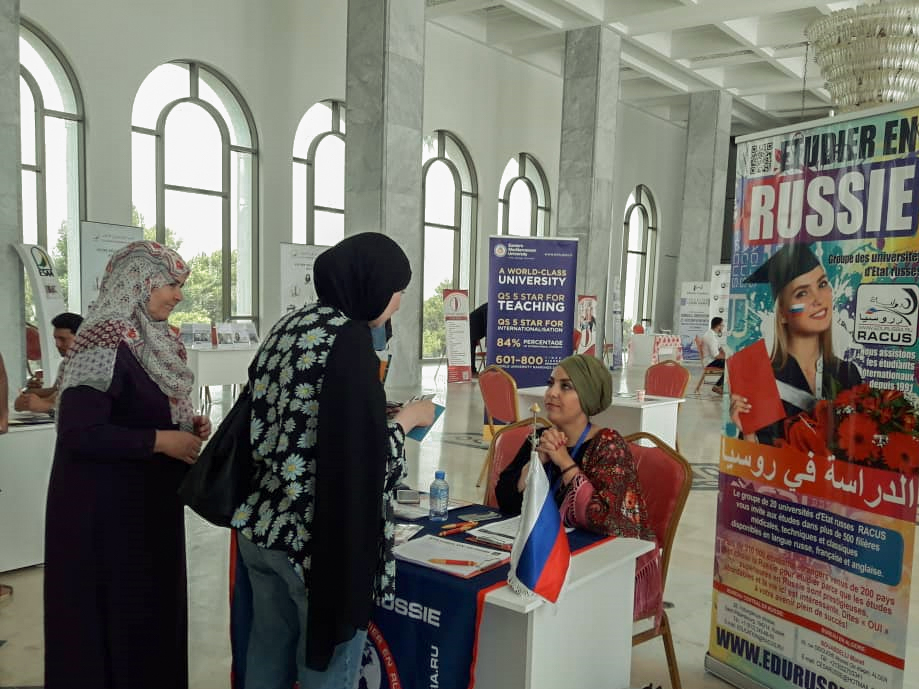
[730,243,862,445]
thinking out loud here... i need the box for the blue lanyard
[569,422,592,460]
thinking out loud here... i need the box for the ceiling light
[806,1,919,112]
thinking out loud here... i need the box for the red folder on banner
[727,339,786,434]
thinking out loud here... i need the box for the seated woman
[495,353,654,539]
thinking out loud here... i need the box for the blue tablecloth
[363,509,606,689]
[229,509,606,689]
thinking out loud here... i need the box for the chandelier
[806,1,919,112]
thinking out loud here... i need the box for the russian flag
[508,450,571,603]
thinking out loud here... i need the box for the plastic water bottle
[429,471,449,522]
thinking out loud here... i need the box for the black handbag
[178,384,253,527]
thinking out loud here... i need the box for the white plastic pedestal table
[0,423,56,572]
[516,387,683,449]
[628,333,682,367]
[474,537,654,689]
[185,346,257,406]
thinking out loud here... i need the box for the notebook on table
[393,535,509,579]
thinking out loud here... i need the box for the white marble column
[345,0,424,389]
[673,90,732,327]
[556,26,620,354]
[0,0,24,384]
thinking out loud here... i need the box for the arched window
[19,20,85,313]
[620,184,658,331]
[421,130,478,359]
[292,100,345,246]
[498,153,550,236]
[132,61,258,327]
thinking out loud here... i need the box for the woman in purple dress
[44,241,211,689]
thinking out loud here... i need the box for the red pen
[438,523,477,537]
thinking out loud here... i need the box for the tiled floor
[1,362,918,688]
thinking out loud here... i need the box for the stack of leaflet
[465,516,520,550]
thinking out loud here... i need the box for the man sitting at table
[15,312,83,414]
[701,316,726,395]
[495,353,655,539]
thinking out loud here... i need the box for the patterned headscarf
[58,241,195,430]
[558,353,612,417]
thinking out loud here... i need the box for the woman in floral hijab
[232,232,434,689]
[44,240,211,689]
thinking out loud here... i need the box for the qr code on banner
[749,142,773,174]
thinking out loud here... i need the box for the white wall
[611,102,688,333]
[424,23,562,306]
[18,0,687,336]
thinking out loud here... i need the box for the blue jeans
[237,535,367,689]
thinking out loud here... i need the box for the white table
[628,333,683,367]
[475,537,654,689]
[0,423,56,572]
[186,347,257,405]
[517,387,683,449]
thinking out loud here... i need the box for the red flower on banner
[882,433,919,475]
[878,407,894,425]
[783,406,830,457]
[834,383,870,410]
[837,414,878,462]
[882,389,904,405]
[785,382,919,474]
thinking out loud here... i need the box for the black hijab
[304,232,412,671]
[314,232,411,321]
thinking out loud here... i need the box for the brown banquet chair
[643,359,690,450]
[476,365,521,487]
[625,431,692,689]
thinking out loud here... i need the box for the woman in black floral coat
[232,232,433,689]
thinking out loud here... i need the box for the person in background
[469,302,487,375]
[701,316,726,395]
[495,353,654,539]
[14,312,83,414]
[43,241,211,689]
[232,232,434,689]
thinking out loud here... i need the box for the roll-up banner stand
[706,101,919,689]
[15,244,67,383]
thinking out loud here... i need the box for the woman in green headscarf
[495,354,654,538]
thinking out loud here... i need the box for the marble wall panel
[0,0,24,381]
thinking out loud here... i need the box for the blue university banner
[486,236,578,388]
